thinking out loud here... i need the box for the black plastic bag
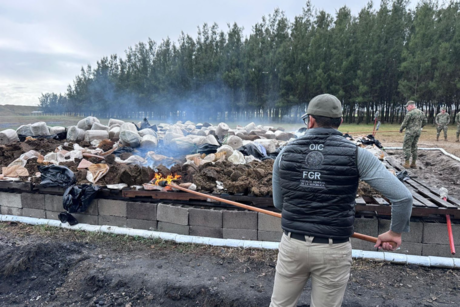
[197,144,219,155]
[63,184,100,213]
[18,131,67,142]
[361,134,383,149]
[237,143,267,160]
[396,170,410,182]
[58,212,78,226]
[38,165,76,188]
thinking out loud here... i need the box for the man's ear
[308,115,315,129]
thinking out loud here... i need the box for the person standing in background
[435,107,450,141]
[399,101,427,169]
[455,111,460,142]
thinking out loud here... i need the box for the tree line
[39,0,460,124]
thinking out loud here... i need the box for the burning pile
[0,117,294,197]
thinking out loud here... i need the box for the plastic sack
[197,143,219,155]
[0,129,20,145]
[63,184,100,213]
[120,130,141,147]
[16,124,33,136]
[49,126,66,135]
[38,165,76,187]
[91,122,109,131]
[84,130,109,142]
[228,150,246,165]
[237,143,268,160]
[77,116,100,130]
[225,135,243,150]
[108,118,125,127]
[30,122,50,136]
[109,126,121,140]
[67,126,85,142]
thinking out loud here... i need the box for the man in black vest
[270,94,412,307]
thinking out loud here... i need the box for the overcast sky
[0,0,416,106]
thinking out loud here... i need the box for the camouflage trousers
[403,132,421,161]
[436,125,448,139]
[457,125,460,139]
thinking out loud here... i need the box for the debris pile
[0,118,392,200]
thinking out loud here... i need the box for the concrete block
[189,208,222,228]
[99,215,127,227]
[394,242,422,256]
[127,202,157,221]
[157,204,188,225]
[223,228,257,240]
[23,208,46,219]
[351,238,377,251]
[98,199,126,217]
[223,210,257,230]
[258,213,282,232]
[45,211,61,220]
[190,226,223,238]
[423,222,460,244]
[72,213,98,225]
[258,230,282,242]
[45,195,62,212]
[379,219,423,243]
[353,217,378,237]
[158,221,189,235]
[0,192,22,208]
[1,206,22,216]
[21,193,45,209]
[127,218,157,230]
[422,243,460,258]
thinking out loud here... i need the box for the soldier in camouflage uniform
[456,111,460,142]
[435,107,450,141]
[400,101,427,169]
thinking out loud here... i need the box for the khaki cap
[304,94,342,118]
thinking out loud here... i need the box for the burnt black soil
[1,223,459,307]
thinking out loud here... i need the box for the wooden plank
[412,178,460,207]
[405,185,437,208]
[406,180,457,209]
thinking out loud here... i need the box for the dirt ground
[1,128,460,307]
[1,223,459,307]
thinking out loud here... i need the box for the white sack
[138,129,157,138]
[16,125,33,136]
[120,130,141,147]
[77,116,100,130]
[84,130,109,142]
[30,122,50,136]
[244,122,256,132]
[108,118,125,127]
[217,145,234,158]
[109,127,121,140]
[163,126,184,144]
[49,126,66,135]
[215,122,229,137]
[140,135,158,148]
[225,135,243,150]
[67,126,85,142]
[205,135,219,146]
[228,150,246,165]
[91,122,109,131]
[120,122,138,133]
[0,129,20,145]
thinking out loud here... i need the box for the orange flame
[151,173,181,186]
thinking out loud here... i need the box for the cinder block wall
[1,191,459,258]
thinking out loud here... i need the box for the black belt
[284,230,349,244]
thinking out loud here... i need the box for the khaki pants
[270,233,352,307]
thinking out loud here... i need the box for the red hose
[443,197,456,255]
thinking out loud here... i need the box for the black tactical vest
[279,128,359,239]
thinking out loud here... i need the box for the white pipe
[1,214,459,269]
[385,147,460,162]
